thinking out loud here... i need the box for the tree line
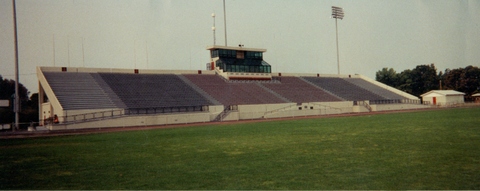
[0,75,38,129]
[376,64,480,100]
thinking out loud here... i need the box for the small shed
[472,93,480,103]
[420,90,465,106]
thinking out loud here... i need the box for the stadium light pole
[223,0,227,46]
[332,6,344,75]
[12,0,20,132]
[212,13,216,45]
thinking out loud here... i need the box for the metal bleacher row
[343,78,405,100]
[43,72,408,111]
[43,72,118,110]
[260,77,341,103]
[304,77,394,101]
[98,73,213,109]
[183,74,285,106]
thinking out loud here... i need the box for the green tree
[408,64,439,96]
[378,64,479,98]
[443,67,464,90]
[376,68,398,87]
[442,65,480,100]
[0,75,37,128]
[396,69,413,94]
[376,64,440,97]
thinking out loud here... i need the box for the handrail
[360,101,372,112]
[368,99,422,105]
[47,105,209,125]
[59,109,125,125]
[311,103,345,111]
[263,103,298,117]
[213,105,237,122]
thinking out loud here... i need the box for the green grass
[1,107,480,189]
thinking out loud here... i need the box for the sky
[1,0,480,94]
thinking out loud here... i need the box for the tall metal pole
[12,0,20,131]
[82,37,85,67]
[331,6,344,75]
[223,0,227,46]
[335,18,340,75]
[53,34,56,66]
[212,13,216,45]
[134,40,136,69]
[145,40,149,69]
[67,37,70,67]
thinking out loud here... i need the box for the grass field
[1,107,479,189]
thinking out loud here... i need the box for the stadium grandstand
[37,45,428,130]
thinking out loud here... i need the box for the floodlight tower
[332,6,344,75]
[212,13,216,45]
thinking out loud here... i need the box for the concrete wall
[374,103,430,111]
[353,105,370,113]
[54,112,211,130]
[235,101,354,120]
[47,101,431,130]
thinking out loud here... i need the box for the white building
[420,90,465,106]
[472,93,480,103]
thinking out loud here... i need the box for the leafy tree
[408,64,439,96]
[377,64,480,98]
[22,93,39,124]
[443,67,464,90]
[0,75,38,128]
[396,69,413,94]
[442,65,480,100]
[376,64,440,97]
[376,68,398,87]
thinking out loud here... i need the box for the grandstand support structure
[36,65,430,130]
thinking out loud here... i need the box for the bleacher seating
[43,72,119,110]
[43,71,411,113]
[261,77,341,103]
[99,73,213,109]
[183,74,286,106]
[303,77,385,101]
[343,78,406,100]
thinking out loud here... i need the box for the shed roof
[420,90,465,97]
[472,93,480,97]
